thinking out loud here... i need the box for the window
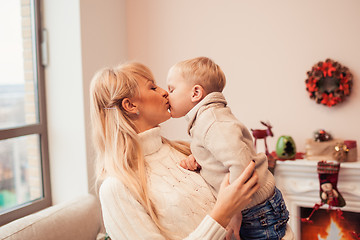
[0,0,51,226]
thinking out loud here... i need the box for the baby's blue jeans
[240,187,289,240]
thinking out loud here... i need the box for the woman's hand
[210,160,259,229]
[225,212,242,240]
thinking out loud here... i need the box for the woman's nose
[162,88,169,98]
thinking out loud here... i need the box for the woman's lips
[166,102,171,113]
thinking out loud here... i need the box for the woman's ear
[191,85,205,102]
[121,98,138,115]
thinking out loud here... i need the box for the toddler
[167,57,289,240]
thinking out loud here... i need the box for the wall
[79,0,128,194]
[42,0,88,204]
[42,0,127,203]
[126,0,360,155]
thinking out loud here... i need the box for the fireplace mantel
[274,159,360,239]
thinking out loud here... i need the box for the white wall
[126,0,360,155]
[42,0,360,203]
[79,0,128,194]
[42,0,127,203]
[42,0,88,204]
[80,0,127,192]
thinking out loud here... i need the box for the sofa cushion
[0,194,102,240]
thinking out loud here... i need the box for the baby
[167,57,289,239]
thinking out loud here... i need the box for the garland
[305,59,353,107]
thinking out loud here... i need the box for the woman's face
[133,77,171,131]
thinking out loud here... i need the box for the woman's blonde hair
[90,62,190,239]
[170,56,226,93]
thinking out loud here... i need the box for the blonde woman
[90,62,259,240]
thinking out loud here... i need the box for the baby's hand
[180,154,201,171]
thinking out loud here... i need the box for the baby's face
[166,69,194,118]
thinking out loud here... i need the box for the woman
[90,62,259,240]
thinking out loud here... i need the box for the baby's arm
[205,121,252,184]
[180,154,201,171]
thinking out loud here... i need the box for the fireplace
[300,207,360,240]
[274,159,360,240]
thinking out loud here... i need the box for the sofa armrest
[0,194,102,240]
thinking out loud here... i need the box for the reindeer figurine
[251,121,273,155]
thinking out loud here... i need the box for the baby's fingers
[179,158,198,171]
[189,159,200,170]
[180,159,187,169]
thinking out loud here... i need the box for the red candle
[344,140,357,162]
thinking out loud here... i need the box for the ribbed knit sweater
[186,92,275,209]
[99,127,227,240]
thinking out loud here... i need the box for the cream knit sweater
[99,127,227,240]
[186,92,276,209]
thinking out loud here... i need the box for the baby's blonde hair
[171,56,226,93]
[90,62,190,239]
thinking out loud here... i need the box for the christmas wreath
[305,59,353,107]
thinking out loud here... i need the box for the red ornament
[251,121,275,174]
[250,121,273,155]
[305,59,353,107]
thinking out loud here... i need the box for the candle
[344,140,357,162]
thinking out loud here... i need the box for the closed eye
[147,81,158,91]
[150,84,157,90]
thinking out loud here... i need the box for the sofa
[0,194,105,240]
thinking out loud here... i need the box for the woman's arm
[99,178,165,240]
[99,178,227,240]
[99,161,258,240]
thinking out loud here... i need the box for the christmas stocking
[301,161,346,223]
[317,161,346,207]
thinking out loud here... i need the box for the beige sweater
[99,127,227,240]
[186,92,275,209]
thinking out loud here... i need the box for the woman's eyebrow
[146,79,155,85]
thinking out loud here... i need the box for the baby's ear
[191,85,205,102]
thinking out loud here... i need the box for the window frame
[0,0,51,226]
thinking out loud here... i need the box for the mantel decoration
[301,161,346,221]
[305,59,353,107]
[250,121,276,173]
[301,161,360,240]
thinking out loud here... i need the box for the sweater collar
[138,127,163,156]
[185,92,227,134]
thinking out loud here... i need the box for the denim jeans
[240,187,289,240]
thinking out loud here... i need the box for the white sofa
[0,194,104,240]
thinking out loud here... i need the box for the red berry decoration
[313,129,332,142]
[305,59,353,107]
